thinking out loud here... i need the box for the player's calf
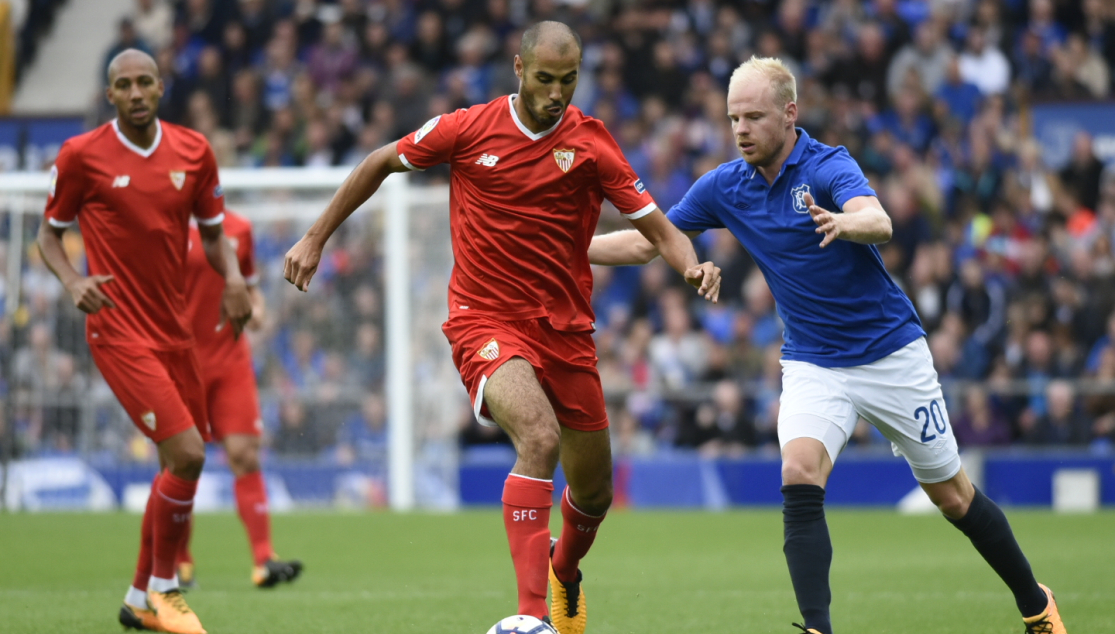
[945,486,1048,619]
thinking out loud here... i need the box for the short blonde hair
[729,56,797,107]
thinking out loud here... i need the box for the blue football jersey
[668,128,925,367]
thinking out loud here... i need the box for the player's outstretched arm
[199,223,252,336]
[588,229,659,266]
[285,142,409,292]
[630,209,721,303]
[37,222,116,313]
[806,193,892,248]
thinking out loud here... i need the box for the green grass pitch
[1,509,1112,633]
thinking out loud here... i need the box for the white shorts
[777,337,962,483]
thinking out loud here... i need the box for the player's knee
[577,482,613,516]
[228,446,261,476]
[781,459,824,486]
[518,423,561,468]
[169,445,206,479]
[931,488,970,519]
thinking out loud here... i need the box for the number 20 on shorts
[915,400,947,443]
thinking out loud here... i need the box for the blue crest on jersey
[213,184,223,198]
[791,183,811,213]
[634,179,645,194]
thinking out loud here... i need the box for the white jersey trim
[508,95,564,141]
[620,201,657,220]
[398,153,425,171]
[195,212,225,226]
[112,118,162,158]
[508,473,554,483]
[48,217,75,228]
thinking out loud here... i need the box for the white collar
[507,95,564,141]
[113,118,162,158]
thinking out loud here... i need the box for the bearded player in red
[174,210,303,590]
[37,49,252,634]
[285,22,721,634]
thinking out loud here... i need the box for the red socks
[502,474,554,619]
[151,471,198,581]
[175,516,193,567]
[234,471,274,566]
[552,486,606,584]
[131,471,161,591]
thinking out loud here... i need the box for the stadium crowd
[5,0,1115,464]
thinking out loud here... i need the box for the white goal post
[0,167,451,511]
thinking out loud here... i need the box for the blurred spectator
[675,380,755,457]
[957,26,1010,96]
[410,11,453,73]
[335,393,387,465]
[935,55,982,126]
[189,46,230,126]
[1022,380,1091,445]
[132,0,173,52]
[947,258,1006,350]
[271,398,330,457]
[308,19,359,95]
[1059,132,1104,213]
[887,20,951,99]
[103,18,152,84]
[648,289,711,390]
[953,384,1014,447]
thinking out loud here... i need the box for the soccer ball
[485,615,556,634]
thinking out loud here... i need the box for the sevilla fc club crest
[169,170,186,190]
[477,338,500,361]
[553,149,575,173]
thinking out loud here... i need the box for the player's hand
[805,192,842,248]
[684,261,721,303]
[284,237,322,292]
[66,275,116,313]
[219,277,253,338]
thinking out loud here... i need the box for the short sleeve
[593,125,657,220]
[815,147,876,210]
[237,220,258,285]
[193,143,225,226]
[665,170,723,232]
[395,110,463,171]
[43,142,84,228]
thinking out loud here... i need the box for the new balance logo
[112,175,131,188]
[475,154,499,167]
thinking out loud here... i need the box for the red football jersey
[395,95,656,332]
[185,211,257,374]
[44,119,225,348]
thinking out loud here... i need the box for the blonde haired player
[589,56,1067,634]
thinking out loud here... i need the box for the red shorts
[201,357,262,441]
[91,344,209,443]
[442,313,608,432]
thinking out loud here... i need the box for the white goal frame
[0,167,450,511]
